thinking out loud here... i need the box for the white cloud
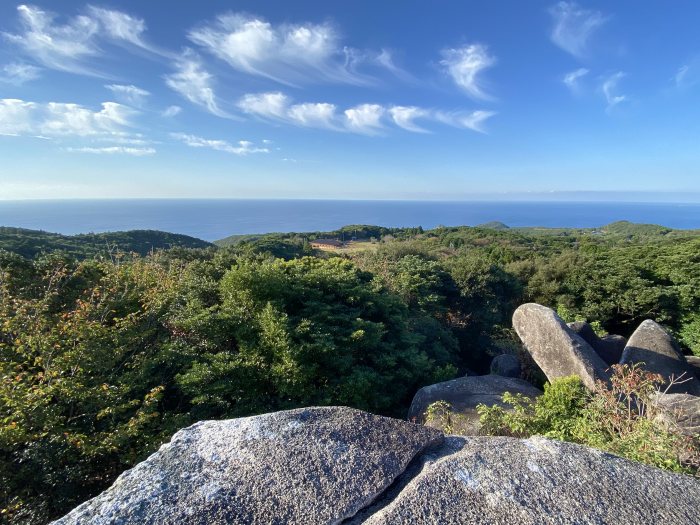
[675,65,689,87]
[389,106,429,133]
[0,98,137,137]
[161,105,182,118]
[602,72,626,110]
[165,52,230,118]
[86,6,147,48]
[0,62,41,84]
[288,103,339,129]
[550,1,607,58]
[238,92,290,120]
[440,44,496,100]
[344,104,385,134]
[563,67,589,92]
[105,84,150,107]
[171,133,269,155]
[64,146,155,156]
[189,13,373,86]
[435,110,497,133]
[2,5,165,76]
[2,4,101,75]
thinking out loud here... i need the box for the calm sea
[0,199,698,241]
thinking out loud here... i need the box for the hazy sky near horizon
[1,1,699,200]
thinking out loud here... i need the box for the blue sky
[0,1,699,200]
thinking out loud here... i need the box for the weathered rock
[362,436,700,525]
[621,320,700,395]
[654,392,700,437]
[407,375,541,434]
[490,354,521,378]
[567,321,626,365]
[52,407,443,525]
[513,304,611,390]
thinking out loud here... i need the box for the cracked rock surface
[52,407,442,525]
[53,407,700,525]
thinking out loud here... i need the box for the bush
[477,366,699,476]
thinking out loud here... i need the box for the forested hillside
[0,227,213,259]
[1,221,699,523]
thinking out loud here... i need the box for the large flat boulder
[513,304,611,390]
[567,321,626,365]
[407,375,541,434]
[52,407,443,525]
[621,320,700,395]
[362,436,700,524]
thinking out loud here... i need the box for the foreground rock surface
[362,435,700,525]
[407,375,542,434]
[52,407,442,525]
[567,321,626,365]
[54,407,700,525]
[621,319,700,395]
[513,303,610,390]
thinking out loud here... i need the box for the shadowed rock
[490,354,521,378]
[513,304,610,390]
[407,375,541,434]
[361,436,700,525]
[654,393,700,437]
[567,321,626,365]
[52,407,443,525]
[686,355,700,379]
[620,320,700,395]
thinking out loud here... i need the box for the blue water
[0,199,698,241]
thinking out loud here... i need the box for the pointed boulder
[620,320,700,395]
[513,304,610,390]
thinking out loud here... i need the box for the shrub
[477,365,699,476]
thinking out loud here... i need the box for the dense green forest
[0,227,212,259]
[1,221,699,524]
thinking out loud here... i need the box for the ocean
[0,199,698,242]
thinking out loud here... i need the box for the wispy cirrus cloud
[0,61,41,84]
[435,110,497,134]
[105,84,150,107]
[602,71,626,111]
[238,92,496,134]
[188,13,385,86]
[563,67,589,92]
[161,105,182,118]
[64,145,155,156]
[549,1,607,58]
[388,106,430,133]
[440,44,497,100]
[2,4,166,76]
[164,51,231,118]
[170,133,269,155]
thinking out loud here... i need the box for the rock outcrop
[621,319,700,395]
[687,356,700,379]
[567,321,627,365]
[52,407,442,525]
[489,353,521,378]
[54,407,700,525]
[654,392,700,437]
[360,435,700,525]
[407,375,541,434]
[513,303,611,390]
